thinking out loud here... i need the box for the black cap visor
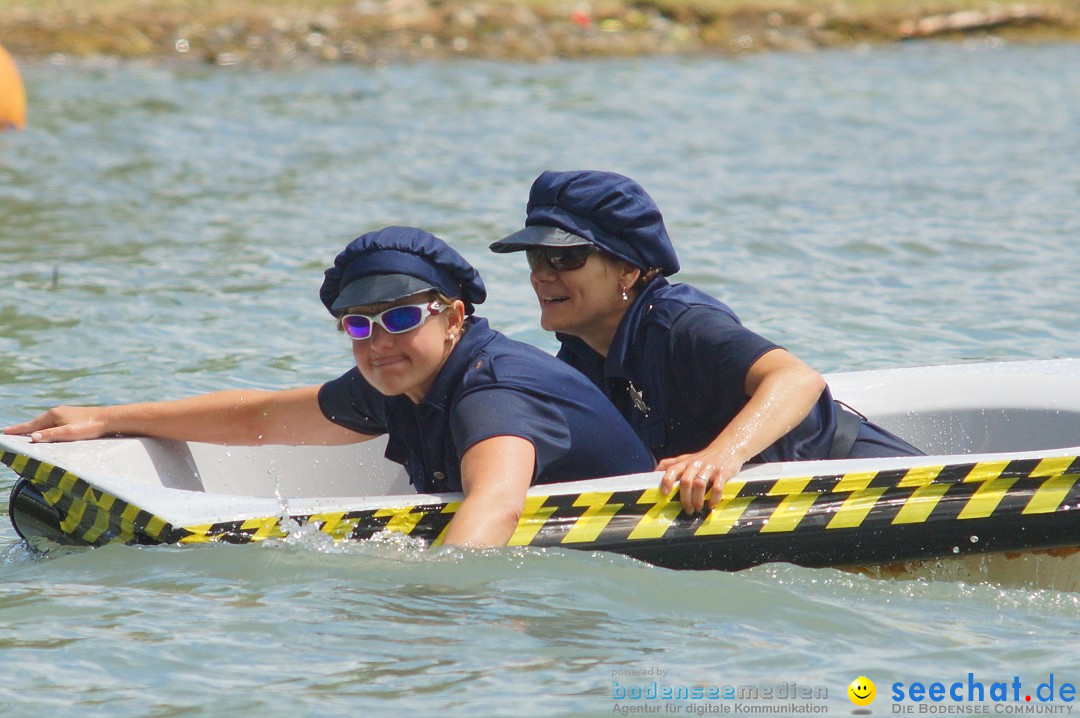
[489,225,592,253]
[331,273,436,313]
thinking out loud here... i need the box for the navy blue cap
[320,226,487,315]
[490,170,680,276]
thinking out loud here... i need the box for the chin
[538,312,566,333]
[359,368,407,397]
[539,300,572,329]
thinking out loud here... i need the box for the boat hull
[4,442,1080,572]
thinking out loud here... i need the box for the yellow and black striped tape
[1,450,175,545]
[4,449,1080,567]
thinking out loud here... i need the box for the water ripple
[2,41,1080,716]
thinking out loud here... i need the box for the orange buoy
[0,41,27,130]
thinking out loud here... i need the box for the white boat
[3,359,1080,577]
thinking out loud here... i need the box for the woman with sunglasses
[491,170,923,515]
[4,226,655,547]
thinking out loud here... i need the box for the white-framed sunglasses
[339,300,446,341]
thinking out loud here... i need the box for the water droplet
[970,535,979,543]
[952,546,960,554]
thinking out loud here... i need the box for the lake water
[2,40,1080,716]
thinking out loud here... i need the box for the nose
[368,323,395,349]
[530,262,557,283]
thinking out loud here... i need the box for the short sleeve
[668,306,780,410]
[317,367,389,436]
[449,386,571,480]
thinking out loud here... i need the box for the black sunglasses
[525,245,599,272]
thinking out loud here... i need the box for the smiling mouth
[540,294,569,306]
[852,690,871,698]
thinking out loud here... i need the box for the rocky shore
[2,0,1079,66]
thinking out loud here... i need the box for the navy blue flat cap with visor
[321,226,487,315]
[490,170,681,276]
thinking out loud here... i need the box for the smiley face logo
[848,676,876,706]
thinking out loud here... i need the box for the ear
[446,299,467,337]
[617,260,642,288]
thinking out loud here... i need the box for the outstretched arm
[3,385,373,446]
[657,348,825,513]
[441,435,536,547]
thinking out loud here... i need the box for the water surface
[2,41,1080,716]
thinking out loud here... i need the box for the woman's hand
[656,349,827,514]
[657,445,746,514]
[3,406,110,443]
[3,387,373,447]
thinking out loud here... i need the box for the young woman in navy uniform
[491,170,922,515]
[5,226,654,547]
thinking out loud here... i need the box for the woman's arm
[657,348,825,513]
[3,385,374,446]
[441,435,536,547]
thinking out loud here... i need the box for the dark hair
[596,250,660,299]
[634,267,661,291]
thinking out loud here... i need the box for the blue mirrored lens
[343,316,371,339]
[382,306,424,333]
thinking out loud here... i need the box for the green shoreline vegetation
[2,0,1079,65]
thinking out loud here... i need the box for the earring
[621,287,629,302]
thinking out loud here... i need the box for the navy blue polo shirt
[556,278,840,463]
[317,317,655,494]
